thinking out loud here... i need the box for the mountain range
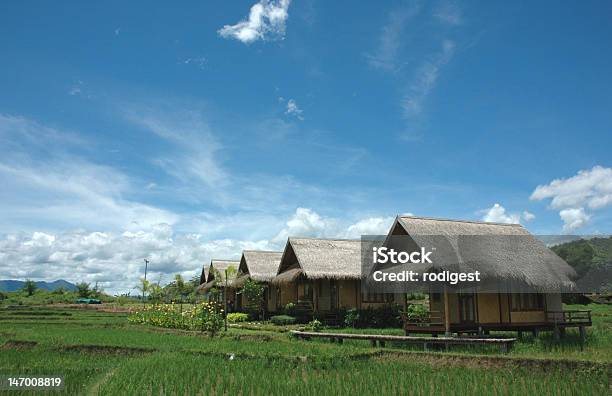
[0,279,77,292]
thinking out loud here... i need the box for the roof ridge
[243,250,283,254]
[289,236,361,242]
[398,215,523,227]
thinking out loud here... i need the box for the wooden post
[579,326,586,343]
[443,286,451,336]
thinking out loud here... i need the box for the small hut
[272,237,404,315]
[196,259,240,305]
[232,250,283,313]
[385,216,591,336]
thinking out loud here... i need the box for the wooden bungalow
[385,216,591,337]
[196,259,240,305]
[231,250,283,313]
[271,237,404,316]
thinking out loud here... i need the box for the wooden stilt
[443,285,451,337]
[553,325,560,341]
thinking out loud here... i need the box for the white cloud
[403,40,455,118]
[0,226,270,294]
[481,204,535,224]
[530,166,612,210]
[530,166,612,231]
[285,99,303,120]
[218,0,291,44]
[343,216,396,238]
[271,207,336,244]
[481,203,521,224]
[559,208,590,233]
[522,211,536,222]
[0,208,401,294]
[271,208,400,245]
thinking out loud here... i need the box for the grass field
[0,305,610,395]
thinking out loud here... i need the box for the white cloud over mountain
[530,166,612,232]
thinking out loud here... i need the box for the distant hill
[0,279,77,292]
[551,236,612,293]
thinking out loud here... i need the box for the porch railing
[546,310,592,325]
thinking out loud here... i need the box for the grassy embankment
[0,305,610,395]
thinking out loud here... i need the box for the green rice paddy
[0,305,610,395]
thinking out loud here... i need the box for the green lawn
[0,305,610,395]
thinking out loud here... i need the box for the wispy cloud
[365,3,421,72]
[433,0,463,26]
[125,108,226,188]
[402,39,455,119]
[180,56,207,70]
[218,0,291,44]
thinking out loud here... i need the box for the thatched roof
[273,237,362,283]
[207,259,240,282]
[239,250,283,282]
[385,215,576,291]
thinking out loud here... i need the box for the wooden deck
[290,330,517,353]
[402,310,592,336]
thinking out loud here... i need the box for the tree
[242,279,265,319]
[22,279,37,296]
[76,282,91,298]
[135,278,151,301]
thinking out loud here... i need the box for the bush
[343,305,402,328]
[344,308,360,327]
[242,279,265,318]
[271,315,296,326]
[283,302,296,316]
[306,319,322,332]
[0,291,6,301]
[405,303,429,322]
[227,312,249,323]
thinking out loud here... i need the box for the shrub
[227,312,249,323]
[306,319,322,332]
[242,279,265,319]
[0,291,6,301]
[405,303,429,323]
[344,308,360,327]
[283,302,296,316]
[343,305,402,328]
[271,315,296,326]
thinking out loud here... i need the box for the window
[362,292,393,303]
[511,293,544,311]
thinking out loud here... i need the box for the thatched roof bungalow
[272,237,404,313]
[232,250,283,312]
[196,259,240,295]
[385,216,590,336]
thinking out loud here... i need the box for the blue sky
[0,1,611,293]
